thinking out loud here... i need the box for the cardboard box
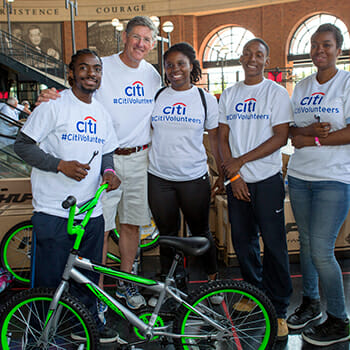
[215,195,229,260]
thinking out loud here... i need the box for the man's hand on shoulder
[57,160,90,181]
[102,171,121,192]
[35,87,61,106]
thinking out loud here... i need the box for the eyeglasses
[129,33,153,46]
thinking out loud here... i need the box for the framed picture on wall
[0,22,62,60]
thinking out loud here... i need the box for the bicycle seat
[159,236,210,256]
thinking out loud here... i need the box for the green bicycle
[0,213,159,285]
[0,184,277,349]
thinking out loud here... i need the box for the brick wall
[61,0,349,71]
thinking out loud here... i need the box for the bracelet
[224,174,241,186]
[314,137,322,147]
[103,168,116,175]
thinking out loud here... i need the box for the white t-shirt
[288,70,350,184]
[148,86,219,181]
[0,104,19,147]
[219,78,293,183]
[95,53,162,148]
[21,89,119,218]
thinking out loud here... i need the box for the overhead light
[111,18,119,27]
[150,16,160,28]
[162,21,174,34]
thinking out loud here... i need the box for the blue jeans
[288,176,350,320]
[31,213,105,329]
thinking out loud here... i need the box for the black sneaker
[71,326,127,344]
[287,297,322,330]
[99,326,127,344]
[302,313,350,346]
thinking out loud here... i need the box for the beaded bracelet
[104,168,116,175]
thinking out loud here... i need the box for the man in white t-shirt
[38,16,162,310]
[219,38,293,341]
[15,49,121,343]
[0,97,19,147]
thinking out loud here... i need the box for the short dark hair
[27,24,41,34]
[68,49,102,86]
[164,42,202,85]
[243,38,270,56]
[69,49,101,71]
[125,16,158,41]
[311,23,344,49]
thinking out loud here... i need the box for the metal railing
[0,105,30,178]
[0,29,68,84]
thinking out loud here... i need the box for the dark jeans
[226,173,292,318]
[31,212,104,329]
[148,172,217,276]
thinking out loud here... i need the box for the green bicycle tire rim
[2,224,32,283]
[1,296,92,349]
[113,229,159,249]
[180,288,271,350]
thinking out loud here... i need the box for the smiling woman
[148,42,224,284]
[287,23,350,346]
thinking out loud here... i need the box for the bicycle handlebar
[63,183,108,250]
[62,195,76,209]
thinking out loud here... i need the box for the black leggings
[148,172,217,276]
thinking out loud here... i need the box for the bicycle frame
[40,250,229,344]
[37,184,231,345]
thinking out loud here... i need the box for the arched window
[202,26,255,93]
[288,14,350,82]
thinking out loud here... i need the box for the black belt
[114,144,149,156]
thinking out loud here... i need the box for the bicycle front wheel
[0,287,99,350]
[173,280,277,350]
[0,220,32,285]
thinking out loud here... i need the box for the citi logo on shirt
[235,98,256,112]
[300,92,324,106]
[125,81,145,97]
[76,116,97,134]
[163,102,186,115]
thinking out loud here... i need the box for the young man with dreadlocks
[14,49,122,343]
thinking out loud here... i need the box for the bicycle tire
[110,219,160,252]
[0,220,32,285]
[173,279,277,350]
[0,287,99,350]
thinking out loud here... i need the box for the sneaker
[99,327,127,344]
[277,318,288,341]
[302,313,350,346]
[287,297,322,330]
[233,297,256,312]
[71,326,127,344]
[116,283,146,309]
[96,299,108,325]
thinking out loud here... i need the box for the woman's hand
[309,122,331,138]
[211,175,225,202]
[222,157,244,179]
[291,135,316,149]
[231,177,251,202]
